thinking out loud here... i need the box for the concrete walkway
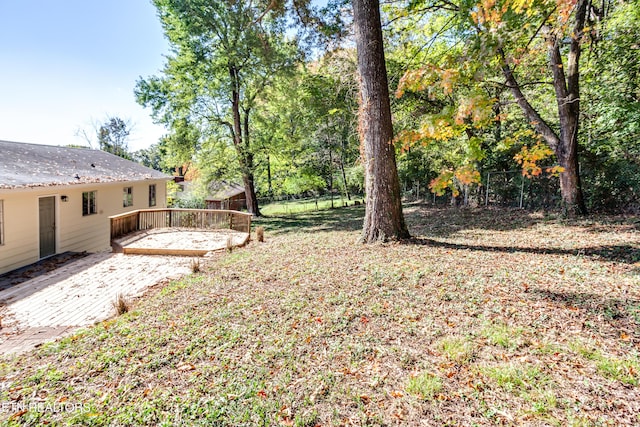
[0,252,194,355]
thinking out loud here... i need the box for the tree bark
[266,153,273,197]
[547,0,588,215]
[353,0,409,242]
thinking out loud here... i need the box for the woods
[135,0,640,222]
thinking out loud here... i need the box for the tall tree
[493,0,591,215]
[76,116,133,159]
[97,117,132,159]
[390,0,606,215]
[136,0,299,216]
[353,0,410,242]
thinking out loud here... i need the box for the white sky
[0,0,170,151]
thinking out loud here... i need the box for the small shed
[205,181,246,211]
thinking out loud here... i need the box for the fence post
[485,172,490,206]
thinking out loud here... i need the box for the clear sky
[0,0,170,151]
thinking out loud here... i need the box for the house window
[0,200,4,245]
[82,191,97,216]
[123,187,133,207]
[149,184,156,207]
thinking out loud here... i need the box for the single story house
[0,140,171,275]
[205,181,246,211]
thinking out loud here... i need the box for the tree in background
[136,0,300,216]
[76,115,133,159]
[97,117,132,159]
[581,0,640,211]
[387,0,632,215]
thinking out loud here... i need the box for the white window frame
[123,187,133,207]
[82,191,97,216]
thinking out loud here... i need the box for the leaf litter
[0,206,638,425]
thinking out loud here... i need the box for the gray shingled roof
[0,140,170,190]
[205,181,245,201]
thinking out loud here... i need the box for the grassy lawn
[260,196,364,216]
[1,205,639,425]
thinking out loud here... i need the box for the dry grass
[256,226,265,242]
[0,205,639,425]
[190,258,201,273]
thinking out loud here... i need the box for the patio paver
[0,252,194,355]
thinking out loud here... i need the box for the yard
[0,205,639,425]
[260,196,364,216]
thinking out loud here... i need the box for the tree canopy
[133,0,640,217]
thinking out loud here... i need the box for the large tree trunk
[547,0,588,216]
[498,0,589,216]
[353,0,409,242]
[241,162,260,216]
[230,64,261,216]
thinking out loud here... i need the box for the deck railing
[110,209,252,240]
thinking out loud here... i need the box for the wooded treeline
[132,0,640,219]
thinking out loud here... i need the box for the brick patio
[0,252,195,355]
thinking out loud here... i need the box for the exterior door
[39,196,56,258]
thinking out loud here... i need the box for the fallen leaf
[177,363,195,371]
[10,410,27,419]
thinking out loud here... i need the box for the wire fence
[403,171,561,210]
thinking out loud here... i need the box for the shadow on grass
[408,237,640,265]
[256,204,549,236]
[528,288,640,333]
[254,205,365,235]
[404,205,548,238]
[405,204,640,238]
[253,204,639,265]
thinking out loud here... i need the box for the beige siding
[0,179,168,275]
[0,191,41,274]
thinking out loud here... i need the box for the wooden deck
[113,228,250,256]
[110,208,252,240]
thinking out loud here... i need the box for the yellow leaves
[430,170,456,196]
[510,0,534,14]
[556,0,578,23]
[422,118,458,141]
[471,0,509,29]
[396,66,459,99]
[546,165,565,176]
[514,141,565,178]
[456,166,482,186]
[514,142,552,177]
[429,166,481,196]
[394,130,425,152]
[455,95,497,127]
[394,116,460,151]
